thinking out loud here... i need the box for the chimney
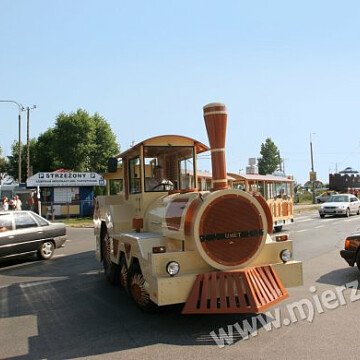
[203,102,228,191]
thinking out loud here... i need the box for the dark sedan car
[0,211,67,260]
[340,232,360,272]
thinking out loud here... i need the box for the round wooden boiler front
[197,193,265,267]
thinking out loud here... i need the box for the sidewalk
[294,203,320,214]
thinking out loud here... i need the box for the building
[26,170,105,217]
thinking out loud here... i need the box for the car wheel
[357,207,360,215]
[356,251,360,273]
[274,225,282,232]
[346,208,350,217]
[320,214,325,218]
[37,241,55,260]
[128,262,158,312]
[101,232,119,285]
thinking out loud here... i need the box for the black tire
[356,251,360,273]
[128,262,158,312]
[320,214,325,219]
[274,225,282,232]
[101,232,119,285]
[37,241,55,260]
[346,208,350,217]
[357,207,360,215]
[119,253,128,290]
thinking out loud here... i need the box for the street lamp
[0,99,24,182]
[25,105,37,178]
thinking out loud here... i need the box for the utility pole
[0,100,24,182]
[310,133,316,204]
[25,105,37,178]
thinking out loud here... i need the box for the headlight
[280,249,292,263]
[166,261,180,276]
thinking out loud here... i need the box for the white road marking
[314,225,324,229]
[19,278,67,288]
[296,229,309,233]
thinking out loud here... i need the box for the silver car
[0,211,67,260]
[319,194,360,218]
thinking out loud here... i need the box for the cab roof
[115,135,209,159]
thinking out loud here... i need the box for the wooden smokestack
[203,102,228,191]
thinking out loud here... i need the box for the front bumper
[340,249,357,267]
[54,235,67,248]
[319,208,346,215]
[151,260,303,306]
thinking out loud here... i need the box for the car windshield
[328,195,349,203]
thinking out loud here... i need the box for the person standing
[1,196,9,211]
[13,195,22,211]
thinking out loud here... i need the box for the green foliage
[89,113,119,173]
[32,129,59,173]
[258,138,281,175]
[8,109,120,179]
[0,146,9,182]
[7,139,41,182]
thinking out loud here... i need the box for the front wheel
[101,232,119,285]
[356,251,360,273]
[320,214,325,219]
[128,262,158,312]
[274,225,283,232]
[357,207,360,215]
[346,208,350,217]
[37,241,55,260]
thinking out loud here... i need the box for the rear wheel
[128,262,158,312]
[37,241,54,260]
[357,207,360,215]
[101,232,119,285]
[119,254,128,290]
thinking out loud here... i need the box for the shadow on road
[0,251,270,359]
[316,266,359,286]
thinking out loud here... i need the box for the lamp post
[0,100,24,182]
[25,105,37,178]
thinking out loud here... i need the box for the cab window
[129,157,141,194]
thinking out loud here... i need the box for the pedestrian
[13,195,22,211]
[1,196,9,211]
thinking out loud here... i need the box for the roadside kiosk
[26,170,105,218]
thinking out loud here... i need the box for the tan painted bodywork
[94,131,303,308]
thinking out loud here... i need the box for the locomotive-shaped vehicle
[94,103,303,314]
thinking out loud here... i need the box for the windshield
[328,195,349,203]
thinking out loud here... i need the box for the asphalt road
[1,215,360,360]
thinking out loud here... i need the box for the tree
[258,138,281,175]
[89,113,119,173]
[7,139,39,182]
[35,109,119,172]
[0,146,9,184]
[32,128,59,173]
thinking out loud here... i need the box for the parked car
[0,211,67,261]
[319,194,360,218]
[315,190,338,203]
[340,232,360,272]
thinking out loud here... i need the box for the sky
[1,1,360,184]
